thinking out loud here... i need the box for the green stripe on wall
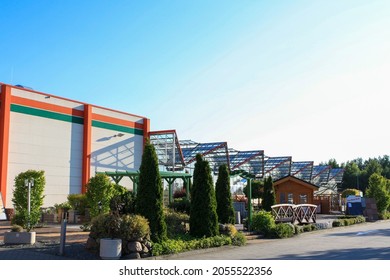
[11,104,144,135]
[92,120,144,136]
[11,104,84,124]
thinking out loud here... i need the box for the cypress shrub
[136,139,167,242]
[262,176,276,211]
[215,164,235,224]
[189,154,219,238]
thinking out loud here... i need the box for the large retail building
[0,83,149,208]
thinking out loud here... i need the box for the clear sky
[1,0,389,164]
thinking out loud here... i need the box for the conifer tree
[262,176,276,211]
[136,139,167,242]
[215,164,235,224]
[190,154,219,237]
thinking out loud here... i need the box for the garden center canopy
[147,130,344,192]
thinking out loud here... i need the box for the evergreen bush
[136,139,167,242]
[271,223,294,238]
[89,213,122,239]
[165,209,189,238]
[215,164,235,224]
[189,154,219,238]
[169,197,191,214]
[110,190,136,215]
[251,210,276,236]
[262,176,276,211]
[151,235,232,256]
[89,213,150,241]
[366,173,390,214]
[120,214,150,241]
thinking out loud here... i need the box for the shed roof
[274,175,319,191]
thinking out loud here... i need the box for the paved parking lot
[0,214,342,260]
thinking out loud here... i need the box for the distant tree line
[321,155,390,193]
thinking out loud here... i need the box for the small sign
[346,195,362,203]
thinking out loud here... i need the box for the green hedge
[332,215,366,227]
[151,227,247,256]
[251,210,276,236]
[151,235,232,256]
[270,223,294,238]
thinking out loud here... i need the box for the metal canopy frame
[99,170,192,204]
[229,149,264,177]
[328,168,344,184]
[180,140,230,173]
[291,161,314,181]
[264,156,292,180]
[311,165,332,187]
[147,133,344,191]
[316,168,345,194]
[149,130,185,171]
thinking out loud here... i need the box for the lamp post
[24,178,34,229]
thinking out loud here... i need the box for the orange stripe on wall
[0,85,11,207]
[82,104,92,193]
[92,113,143,130]
[11,96,84,117]
[143,118,150,150]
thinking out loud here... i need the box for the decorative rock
[141,243,149,253]
[85,237,99,250]
[144,241,152,250]
[128,241,143,252]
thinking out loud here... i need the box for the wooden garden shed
[273,176,318,205]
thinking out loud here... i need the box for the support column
[165,178,176,204]
[248,178,252,232]
[81,104,92,193]
[0,85,11,207]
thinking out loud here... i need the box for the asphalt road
[162,220,390,260]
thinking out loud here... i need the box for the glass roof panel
[328,168,344,183]
[311,165,331,186]
[179,140,230,173]
[291,161,314,181]
[229,149,264,177]
[149,130,185,171]
[264,156,292,180]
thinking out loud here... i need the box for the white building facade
[0,83,149,208]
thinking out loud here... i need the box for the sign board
[0,192,7,220]
[346,195,362,203]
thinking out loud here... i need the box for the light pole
[24,178,34,229]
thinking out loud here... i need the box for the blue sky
[1,0,389,164]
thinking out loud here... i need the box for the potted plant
[89,212,122,260]
[4,224,36,245]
